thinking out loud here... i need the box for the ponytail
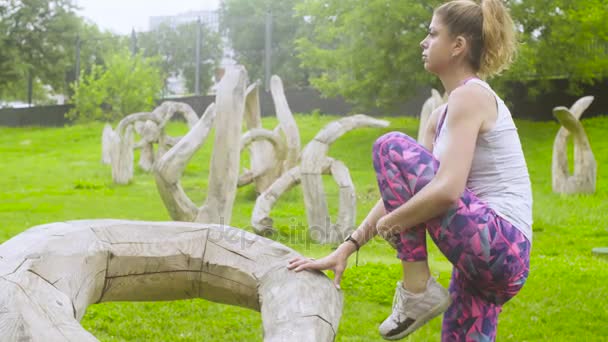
[479,0,517,77]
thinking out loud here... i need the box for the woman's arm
[376,85,493,236]
[421,104,445,151]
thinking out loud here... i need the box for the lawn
[0,114,607,341]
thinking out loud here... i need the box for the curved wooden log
[196,66,248,224]
[104,102,200,182]
[270,75,300,172]
[136,120,161,172]
[155,103,216,222]
[417,88,446,142]
[300,115,388,243]
[240,82,281,193]
[0,220,343,341]
[251,166,304,235]
[251,157,355,244]
[552,96,597,194]
[101,123,113,165]
[239,128,287,187]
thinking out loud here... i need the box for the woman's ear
[451,36,467,57]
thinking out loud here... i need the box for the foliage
[138,22,223,95]
[0,0,81,95]
[220,0,310,87]
[73,23,130,80]
[67,50,164,122]
[0,0,127,103]
[296,0,442,111]
[498,0,608,96]
[1,115,607,340]
[297,0,608,111]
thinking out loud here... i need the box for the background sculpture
[238,76,300,194]
[154,66,247,225]
[417,88,446,142]
[252,115,389,243]
[0,220,343,341]
[102,102,199,184]
[552,96,597,194]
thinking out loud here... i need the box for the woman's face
[420,15,456,75]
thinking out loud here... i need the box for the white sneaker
[378,277,451,340]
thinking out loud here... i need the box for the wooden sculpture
[252,115,390,244]
[0,220,343,341]
[102,102,199,184]
[552,96,597,194]
[417,88,446,142]
[238,76,300,194]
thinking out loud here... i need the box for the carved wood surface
[0,220,343,341]
[552,96,597,194]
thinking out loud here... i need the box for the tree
[296,0,442,111]
[220,0,310,87]
[73,22,130,81]
[1,0,82,97]
[138,22,222,95]
[297,0,608,111]
[67,50,164,122]
[498,0,608,96]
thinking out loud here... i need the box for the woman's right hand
[286,244,354,289]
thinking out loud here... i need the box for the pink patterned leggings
[373,132,531,342]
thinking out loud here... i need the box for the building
[149,10,219,32]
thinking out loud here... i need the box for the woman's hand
[376,215,398,238]
[287,246,353,289]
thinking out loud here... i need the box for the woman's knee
[372,131,415,157]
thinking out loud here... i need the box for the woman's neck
[440,68,479,95]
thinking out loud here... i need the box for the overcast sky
[76,0,220,35]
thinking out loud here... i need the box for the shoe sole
[381,294,452,340]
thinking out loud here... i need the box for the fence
[1,80,607,127]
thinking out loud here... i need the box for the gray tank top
[433,79,533,242]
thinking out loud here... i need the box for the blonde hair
[435,0,517,78]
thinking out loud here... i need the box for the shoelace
[392,287,407,312]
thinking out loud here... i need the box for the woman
[288,0,532,341]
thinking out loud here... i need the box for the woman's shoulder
[447,83,496,121]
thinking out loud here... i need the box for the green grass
[1,114,607,341]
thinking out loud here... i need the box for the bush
[67,50,164,123]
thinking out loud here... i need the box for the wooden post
[196,66,248,224]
